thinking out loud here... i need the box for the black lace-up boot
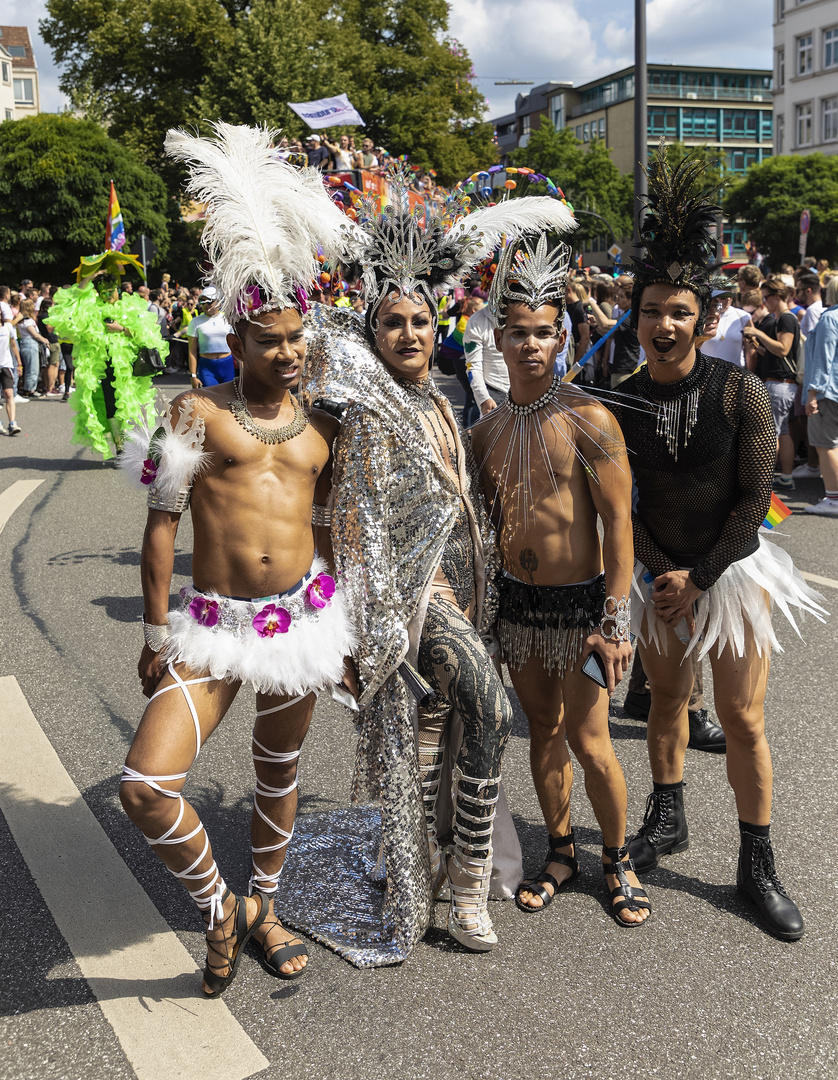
[737,828,804,940]
[628,782,689,874]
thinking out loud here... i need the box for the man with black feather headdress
[607,142,826,942]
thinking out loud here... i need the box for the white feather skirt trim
[164,558,355,697]
[632,537,828,661]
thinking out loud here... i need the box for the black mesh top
[607,353,775,592]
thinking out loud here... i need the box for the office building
[772,0,838,156]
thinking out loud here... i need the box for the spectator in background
[306,134,330,170]
[790,273,825,480]
[742,277,801,491]
[797,273,824,336]
[587,279,641,388]
[803,276,838,517]
[354,137,378,170]
[324,133,353,170]
[16,298,50,398]
[122,281,134,295]
[38,297,61,395]
[34,282,51,313]
[701,290,751,368]
[0,302,22,434]
[564,279,591,360]
[463,287,508,416]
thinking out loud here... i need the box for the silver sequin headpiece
[341,163,579,335]
[488,234,571,328]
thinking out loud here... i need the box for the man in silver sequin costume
[472,235,651,927]
[294,167,578,961]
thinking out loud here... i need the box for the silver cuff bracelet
[601,595,631,644]
[142,616,171,653]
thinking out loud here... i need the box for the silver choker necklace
[229,374,309,445]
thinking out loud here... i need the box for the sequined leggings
[417,598,513,852]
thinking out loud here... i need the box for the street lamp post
[634,0,647,258]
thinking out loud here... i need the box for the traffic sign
[608,244,622,259]
[799,209,810,235]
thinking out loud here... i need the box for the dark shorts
[497,572,606,675]
[0,368,14,392]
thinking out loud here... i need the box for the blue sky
[7,0,773,118]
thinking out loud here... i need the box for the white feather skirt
[632,537,828,661]
[164,557,355,696]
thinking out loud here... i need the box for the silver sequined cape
[286,304,501,967]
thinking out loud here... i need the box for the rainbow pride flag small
[762,492,792,529]
[105,180,126,252]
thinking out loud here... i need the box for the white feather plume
[121,390,211,499]
[447,196,577,270]
[164,122,352,323]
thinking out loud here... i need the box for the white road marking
[0,479,45,534]
[0,676,269,1080]
[801,571,838,590]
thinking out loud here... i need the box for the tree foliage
[511,122,634,245]
[41,0,495,185]
[724,154,838,267]
[0,114,169,284]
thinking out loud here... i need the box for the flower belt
[180,572,336,639]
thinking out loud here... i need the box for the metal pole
[633,0,647,256]
[140,234,147,281]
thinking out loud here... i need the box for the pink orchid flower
[140,458,158,485]
[252,603,292,638]
[188,596,219,627]
[306,573,336,609]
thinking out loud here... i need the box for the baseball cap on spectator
[308,134,321,143]
[199,285,219,302]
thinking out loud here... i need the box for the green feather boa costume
[48,284,168,459]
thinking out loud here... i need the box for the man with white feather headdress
[285,167,580,963]
[118,123,358,996]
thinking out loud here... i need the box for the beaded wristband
[601,595,631,644]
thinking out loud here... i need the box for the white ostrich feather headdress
[164,122,350,324]
[341,162,577,331]
[488,233,573,327]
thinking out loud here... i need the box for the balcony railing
[571,81,771,118]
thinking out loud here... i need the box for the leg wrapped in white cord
[249,716,303,895]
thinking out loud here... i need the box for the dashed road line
[0,479,45,534]
[801,571,838,590]
[0,676,268,1080]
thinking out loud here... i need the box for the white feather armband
[121,390,211,511]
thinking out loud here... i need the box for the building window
[825,27,838,69]
[723,109,759,138]
[777,113,784,152]
[1,60,9,83]
[13,78,33,104]
[797,34,813,75]
[4,109,12,121]
[778,0,785,19]
[729,149,759,173]
[823,96,838,142]
[598,117,605,138]
[682,108,718,138]
[796,102,813,146]
[582,122,590,142]
[777,48,785,88]
[648,106,678,136]
[7,45,27,58]
[575,125,582,139]
[521,114,531,135]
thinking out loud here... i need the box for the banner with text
[288,94,364,130]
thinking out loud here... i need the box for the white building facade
[773,0,838,155]
[0,25,40,122]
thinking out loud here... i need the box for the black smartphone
[581,650,608,688]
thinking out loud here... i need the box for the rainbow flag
[720,243,731,259]
[105,180,126,252]
[762,492,792,529]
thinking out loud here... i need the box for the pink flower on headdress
[306,573,336,610]
[188,596,219,627]
[140,458,158,485]
[295,286,309,313]
[252,603,292,638]
[237,284,263,316]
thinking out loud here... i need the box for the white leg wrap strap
[255,694,306,718]
[249,738,302,894]
[120,764,221,915]
[148,662,214,760]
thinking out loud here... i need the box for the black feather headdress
[630,140,726,333]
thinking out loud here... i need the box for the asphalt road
[1,375,836,1080]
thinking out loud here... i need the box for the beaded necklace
[229,372,309,445]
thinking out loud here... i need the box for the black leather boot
[737,831,804,941]
[687,708,726,753]
[628,783,689,873]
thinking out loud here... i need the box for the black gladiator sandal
[602,844,652,927]
[737,831,804,941]
[628,782,689,874]
[515,830,580,913]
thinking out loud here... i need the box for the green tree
[511,122,633,246]
[40,0,232,177]
[724,154,838,266]
[0,114,169,284]
[42,0,494,187]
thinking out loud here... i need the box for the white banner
[288,94,364,130]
